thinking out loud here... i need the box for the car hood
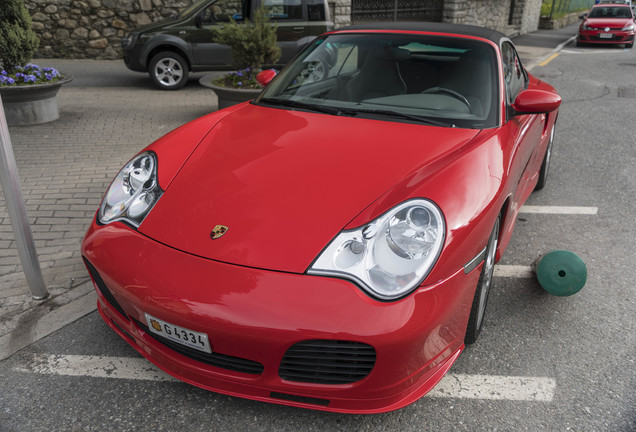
[139,104,480,273]
[131,17,182,34]
[585,17,633,27]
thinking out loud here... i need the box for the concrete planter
[0,75,72,126]
[199,74,262,110]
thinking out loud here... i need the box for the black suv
[121,0,333,90]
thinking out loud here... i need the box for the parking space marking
[520,205,598,215]
[429,373,556,402]
[494,265,534,278]
[14,353,178,382]
[14,353,555,402]
[538,53,559,67]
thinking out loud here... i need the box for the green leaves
[214,7,281,72]
[0,0,39,73]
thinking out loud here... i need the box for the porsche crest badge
[150,319,162,332]
[211,225,229,239]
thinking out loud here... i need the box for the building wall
[443,0,543,35]
[27,0,542,60]
[29,0,191,60]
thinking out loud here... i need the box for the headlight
[582,23,592,31]
[98,152,163,227]
[309,199,445,301]
[622,24,634,31]
[121,32,138,49]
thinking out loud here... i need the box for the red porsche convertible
[81,23,561,413]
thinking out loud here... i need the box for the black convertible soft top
[336,22,507,44]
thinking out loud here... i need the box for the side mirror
[512,89,561,115]
[579,13,588,19]
[256,69,277,87]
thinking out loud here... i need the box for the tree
[213,6,281,87]
[0,0,40,73]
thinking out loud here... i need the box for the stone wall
[443,0,542,35]
[27,0,541,60]
[28,0,351,60]
[29,0,191,60]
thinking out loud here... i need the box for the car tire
[465,215,500,345]
[534,123,555,191]
[149,51,189,90]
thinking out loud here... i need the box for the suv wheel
[149,51,189,90]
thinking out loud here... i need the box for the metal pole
[549,0,556,20]
[0,95,49,300]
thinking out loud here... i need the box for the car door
[259,0,307,63]
[188,0,246,68]
[501,41,546,202]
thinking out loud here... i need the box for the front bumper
[121,38,147,72]
[81,221,479,413]
[578,29,635,45]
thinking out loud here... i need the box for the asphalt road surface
[1,44,635,431]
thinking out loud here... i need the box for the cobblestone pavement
[1,63,218,333]
[0,23,578,342]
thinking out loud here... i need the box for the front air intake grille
[279,340,376,384]
[135,320,264,375]
[83,257,128,320]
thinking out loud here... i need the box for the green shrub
[540,1,552,18]
[215,7,281,74]
[0,0,40,74]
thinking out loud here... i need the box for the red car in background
[577,3,635,47]
[82,23,561,413]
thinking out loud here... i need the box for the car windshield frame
[256,32,500,129]
[587,6,633,18]
[177,0,212,19]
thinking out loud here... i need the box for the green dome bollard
[531,250,587,296]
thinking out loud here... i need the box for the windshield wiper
[339,108,455,128]
[258,98,342,116]
[259,98,455,127]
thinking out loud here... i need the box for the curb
[525,35,577,71]
[0,281,97,361]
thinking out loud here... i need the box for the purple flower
[0,76,15,85]
[237,81,243,86]
[24,74,37,83]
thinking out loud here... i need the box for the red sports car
[81,23,561,413]
[577,3,635,47]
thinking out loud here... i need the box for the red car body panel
[83,221,475,413]
[81,25,561,413]
[140,104,480,273]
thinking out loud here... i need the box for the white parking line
[14,353,555,402]
[494,265,534,278]
[429,373,556,402]
[14,353,177,382]
[520,205,598,215]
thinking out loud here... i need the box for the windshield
[588,6,633,18]
[257,33,499,129]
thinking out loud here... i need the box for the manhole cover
[618,87,636,98]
